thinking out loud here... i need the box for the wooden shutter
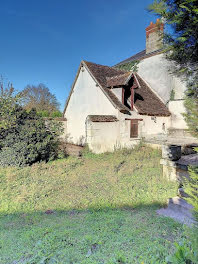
[130,119,138,138]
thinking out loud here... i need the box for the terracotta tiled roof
[106,72,132,87]
[105,88,130,114]
[134,73,171,116]
[64,60,170,117]
[84,61,170,116]
[88,115,118,122]
[115,49,163,66]
[84,61,126,87]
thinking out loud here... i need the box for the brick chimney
[146,18,164,54]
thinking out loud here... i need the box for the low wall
[86,120,120,153]
[160,145,198,182]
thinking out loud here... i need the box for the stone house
[63,19,195,153]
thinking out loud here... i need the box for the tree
[148,0,198,205]
[148,0,198,137]
[22,83,61,116]
[0,77,24,129]
[0,78,63,166]
[148,2,198,262]
[0,108,61,166]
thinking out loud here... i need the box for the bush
[184,165,198,222]
[37,110,63,118]
[167,160,198,263]
[166,226,198,264]
[51,110,62,118]
[0,108,62,167]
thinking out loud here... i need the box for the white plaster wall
[118,111,170,140]
[118,111,141,146]
[112,88,122,102]
[137,54,186,103]
[140,115,171,139]
[171,77,186,100]
[86,109,171,153]
[168,100,188,129]
[86,121,120,153]
[64,67,117,144]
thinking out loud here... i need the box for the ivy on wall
[115,60,139,72]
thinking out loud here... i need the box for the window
[130,119,138,138]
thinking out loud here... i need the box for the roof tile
[88,115,118,122]
[134,73,171,116]
[83,61,170,117]
[106,72,132,87]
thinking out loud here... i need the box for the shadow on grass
[0,202,184,264]
[0,201,168,220]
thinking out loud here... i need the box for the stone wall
[160,144,198,182]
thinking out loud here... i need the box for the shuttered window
[130,119,138,138]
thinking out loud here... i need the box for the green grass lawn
[0,145,183,263]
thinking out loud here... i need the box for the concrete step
[168,197,193,210]
[157,197,196,226]
[157,207,196,226]
[168,197,194,219]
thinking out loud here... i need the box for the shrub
[184,165,198,222]
[51,110,62,118]
[37,110,62,118]
[0,108,62,167]
[166,226,198,264]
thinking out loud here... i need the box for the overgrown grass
[0,145,182,263]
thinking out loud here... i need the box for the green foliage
[0,80,63,166]
[0,145,177,212]
[148,0,198,137]
[0,79,24,129]
[51,110,62,118]
[37,109,50,117]
[37,110,63,118]
[183,166,198,221]
[0,108,62,167]
[170,89,175,101]
[167,242,194,263]
[149,2,198,262]
[184,98,198,138]
[166,227,198,264]
[148,0,198,71]
[115,60,139,72]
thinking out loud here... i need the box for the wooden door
[130,119,138,138]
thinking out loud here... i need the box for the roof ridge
[115,49,163,66]
[83,60,126,73]
[106,71,131,80]
[82,60,131,114]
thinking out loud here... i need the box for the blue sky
[0,0,156,110]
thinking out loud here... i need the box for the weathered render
[64,65,117,144]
